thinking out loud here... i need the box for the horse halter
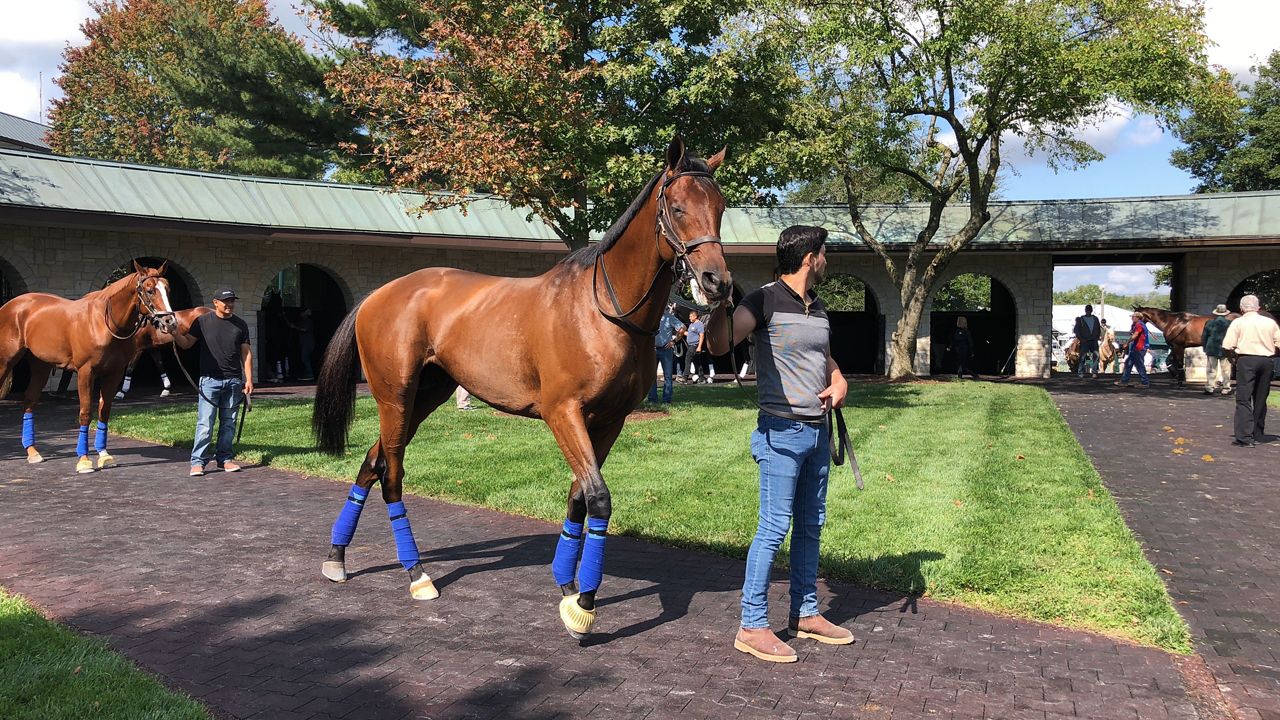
[594,170,724,336]
[104,274,174,340]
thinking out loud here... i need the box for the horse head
[132,260,179,334]
[654,135,732,305]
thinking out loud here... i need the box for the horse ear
[665,134,687,172]
[156,260,169,276]
[706,146,727,172]
[132,259,144,275]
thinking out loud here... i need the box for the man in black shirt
[169,288,254,476]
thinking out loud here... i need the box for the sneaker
[160,388,170,397]
[734,628,798,663]
[219,461,242,473]
[189,464,205,477]
[1113,381,1131,387]
[788,615,855,645]
[1223,387,1234,396]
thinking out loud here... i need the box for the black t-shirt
[189,312,251,380]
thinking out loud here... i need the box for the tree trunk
[888,282,930,380]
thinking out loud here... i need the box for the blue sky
[2,1,1275,294]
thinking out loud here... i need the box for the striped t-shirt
[740,281,832,421]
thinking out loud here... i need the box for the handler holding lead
[704,224,852,663]
[167,288,253,476]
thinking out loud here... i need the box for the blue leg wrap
[21,413,34,448]
[551,519,584,586]
[94,421,108,453]
[330,484,369,546]
[76,425,89,457]
[387,501,421,570]
[578,517,609,594]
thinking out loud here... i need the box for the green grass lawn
[0,589,207,720]
[111,381,1190,651]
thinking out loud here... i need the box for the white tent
[1053,304,1162,341]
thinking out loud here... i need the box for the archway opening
[1,256,31,397]
[929,273,1017,376]
[261,264,349,383]
[1227,269,1280,313]
[821,274,883,374]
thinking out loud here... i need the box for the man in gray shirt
[705,225,851,663]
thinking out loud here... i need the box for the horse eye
[673,207,686,216]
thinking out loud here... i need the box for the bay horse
[1064,336,1116,374]
[311,137,732,639]
[1134,306,1239,384]
[116,307,212,399]
[0,262,179,473]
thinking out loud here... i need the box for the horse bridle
[104,274,175,340]
[593,170,724,336]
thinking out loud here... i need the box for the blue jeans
[1120,346,1149,385]
[741,414,830,629]
[648,346,676,403]
[1078,349,1098,376]
[191,376,243,466]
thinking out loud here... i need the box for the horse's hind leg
[20,359,51,464]
[379,369,456,600]
[322,438,386,582]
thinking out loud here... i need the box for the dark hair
[776,225,828,275]
[1084,304,1093,313]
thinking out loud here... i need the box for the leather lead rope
[726,302,865,490]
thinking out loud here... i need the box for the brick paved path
[0,397,1214,720]
[1050,377,1280,720]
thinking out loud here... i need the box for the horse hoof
[97,452,116,469]
[26,451,44,464]
[559,593,595,639]
[321,561,347,583]
[410,574,439,600]
[75,458,95,474]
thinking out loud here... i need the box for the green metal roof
[0,113,52,152]
[3,148,1280,247]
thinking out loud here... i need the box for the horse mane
[1134,306,1197,321]
[561,156,712,269]
[86,271,141,302]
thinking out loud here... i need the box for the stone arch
[1225,268,1280,313]
[821,272,884,374]
[256,261,354,383]
[0,253,33,304]
[95,247,207,307]
[927,271,1019,376]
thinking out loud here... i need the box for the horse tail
[312,300,364,456]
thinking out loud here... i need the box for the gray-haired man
[1222,294,1280,447]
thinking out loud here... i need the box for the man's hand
[817,374,848,412]
[244,380,254,396]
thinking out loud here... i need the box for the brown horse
[1064,336,1116,374]
[1134,306,1239,384]
[0,261,179,472]
[115,307,212,399]
[311,137,732,639]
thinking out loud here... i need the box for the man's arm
[166,327,197,350]
[816,355,848,411]
[240,343,254,395]
[705,303,756,356]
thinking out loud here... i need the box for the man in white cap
[1221,295,1280,447]
[168,288,254,474]
[1200,303,1233,395]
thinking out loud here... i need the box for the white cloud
[1203,1,1280,78]
[1054,264,1165,295]
[0,0,92,45]
[0,71,41,121]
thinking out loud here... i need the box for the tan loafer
[734,628,798,663]
[788,614,854,645]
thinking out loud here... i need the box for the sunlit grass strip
[110,382,1191,651]
[0,588,207,720]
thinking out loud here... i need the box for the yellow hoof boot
[559,594,596,639]
[410,574,439,600]
[97,452,116,469]
[26,450,44,464]
[75,457,95,474]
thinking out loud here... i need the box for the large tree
[750,0,1220,378]
[1171,50,1280,192]
[316,0,795,248]
[49,0,361,178]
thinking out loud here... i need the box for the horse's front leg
[93,366,127,470]
[546,411,624,639]
[74,367,97,474]
[20,360,53,464]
